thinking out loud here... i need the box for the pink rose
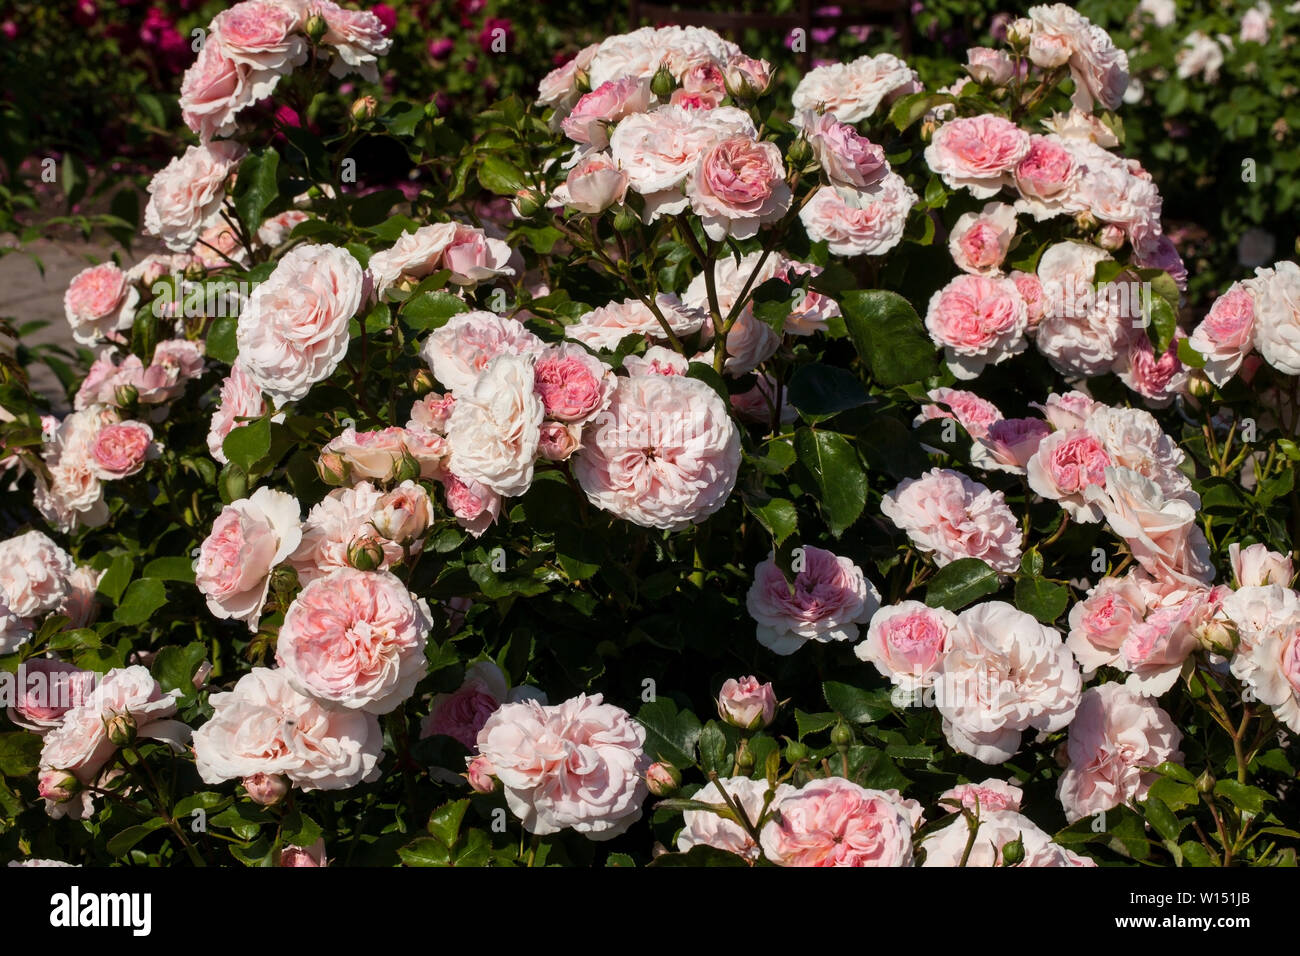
[446,354,544,498]
[1119,595,1204,696]
[1229,602,1300,734]
[438,471,502,537]
[196,487,302,629]
[1113,331,1188,407]
[949,202,1018,275]
[1066,572,1148,673]
[475,693,650,839]
[420,661,514,750]
[557,151,629,214]
[211,1,305,73]
[322,425,422,482]
[1025,427,1112,522]
[179,41,250,142]
[56,565,103,629]
[575,373,740,531]
[1229,543,1292,589]
[440,223,517,287]
[207,364,269,464]
[408,392,456,434]
[63,263,139,346]
[279,840,328,867]
[1188,284,1256,387]
[369,223,512,295]
[855,601,957,690]
[936,602,1081,763]
[193,667,382,791]
[621,345,690,377]
[924,114,1030,198]
[144,141,246,252]
[804,112,887,190]
[89,421,154,480]
[419,310,544,395]
[316,0,392,81]
[1010,271,1046,330]
[32,410,109,533]
[923,809,1094,866]
[972,417,1051,474]
[1034,242,1128,377]
[723,54,772,98]
[687,135,791,241]
[1057,682,1183,822]
[798,174,916,258]
[790,53,919,124]
[537,420,582,461]
[0,530,73,618]
[746,547,880,655]
[1012,135,1080,220]
[7,660,97,733]
[561,77,651,147]
[914,387,1003,440]
[291,482,403,585]
[678,776,794,861]
[243,772,289,806]
[759,778,916,867]
[939,777,1023,813]
[565,294,707,351]
[965,47,1014,85]
[533,344,615,424]
[924,273,1028,379]
[882,468,1023,574]
[257,209,311,248]
[716,676,777,729]
[235,243,365,404]
[276,568,431,714]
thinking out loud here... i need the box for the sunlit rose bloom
[315,0,393,82]
[1229,543,1292,589]
[1252,261,1300,376]
[972,417,1051,475]
[560,76,651,148]
[746,547,881,655]
[207,364,269,464]
[1034,241,1129,377]
[881,468,1022,574]
[144,141,247,253]
[914,387,1003,440]
[798,173,916,258]
[565,294,707,351]
[924,273,1029,379]
[445,354,544,498]
[196,487,302,630]
[291,481,403,585]
[686,135,791,241]
[803,111,887,190]
[949,202,1018,275]
[1066,572,1148,674]
[420,311,545,395]
[922,809,1095,866]
[0,530,74,619]
[437,471,502,537]
[924,114,1030,199]
[63,263,140,346]
[790,53,920,125]
[759,778,917,867]
[855,601,957,689]
[678,776,795,861]
[1025,427,1112,522]
[938,777,1023,814]
[33,408,112,533]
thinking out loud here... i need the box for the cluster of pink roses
[0,532,100,653]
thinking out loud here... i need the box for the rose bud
[218,463,248,504]
[346,534,385,571]
[243,772,290,806]
[280,840,327,867]
[317,450,351,487]
[717,676,778,730]
[645,761,682,797]
[466,755,498,794]
[514,189,544,219]
[830,721,853,748]
[390,449,422,484]
[106,711,137,747]
[537,421,582,462]
[1096,224,1125,250]
[786,136,812,168]
[371,481,434,542]
[724,55,772,100]
[305,13,328,42]
[650,62,676,98]
[1001,836,1025,866]
[114,383,139,411]
[38,770,80,804]
[351,96,379,121]
[410,368,437,396]
[612,206,638,232]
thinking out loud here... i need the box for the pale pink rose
[716,676,777,729]
[759,778,916,867]
[235,243,365,404]
[64,263,139,346]
[1057,682,1183,822]
[1066,572,1149,673]
[88,421,154,480]
[257,209,311,248]
[370,481,433,543]
[972,417,1051,475]
[210,1,305,74]
[1035,389,1098,431]
[855,601,957,689]
[440,223,517,287]
[680,58,725,95]
[686,135,791,241]
[466,754,497,793]
[533,344,615,424]
[323,425,420,482]
[936,601,1081,763]
[196,487,302,629]
[924,273,1029,379]
[790,53,920,125]
[609,105,756,221]
[0,530,73,618]
[446,354,544,498]
[575,373,740,531]
[291,481,403,584]
[419,310,544,395]
[179,40,250,142]
[0,598,30,656]
[1028,4,1129,110]
[475,693,650,839]
[882,469,1022,574]
[1134,235,1188,291]
[914,387,1003,440]
[279,840,328,867]
[193,667,382,790]
[420,661,512,750]
[924,114,1030,199]
[566,294,707,352]
[193,219,251,270]
[1040,107,1119,148]
[1084,466,1214,587]
[7,659,97,733]
[1028,33,1071,68]
[1113,331,1188,407]
[1010,271,1046,330]
[949,202,1018,275]
[32,410,109,533]
[315,0,392,81]
[1034,241,1128,377]
[56,565,103,629]
[1071,143,1162,247]
[408,392,456,434]
[144,141,247,252]
[39,665,188,785]
[922,809,1094,866]
[621,345,690,377]
[437,471,502,537]
[1119,595,1204,696]
[537,420,583,461]
[1253,261,1300,376]
[668,88,721,111]
[557,151,629,214]
[1026,427,1112,522]
[1240,5,1270,43]
[243,772,289,806]
[723,54,772,97]
[74,342,205,411]
[207,364,268,464]
[804,112,887,190]
[1230,607,1300,733]
[939,778,1023,814]
[730,373,796,425]
[1229,543,1293,589]
[678,776,795,860]
[277,568,431,714]
[1189,284,1257,387]
[965,47,1014,85]
[798,175,916,258]
[561,77,651,147]
[746,547,880,655]
[369,223,468,294]
[1080,405,1192,502]
[8,859,80,868]
[537,43,597,109]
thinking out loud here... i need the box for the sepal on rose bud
[645,761,682,797]
[346,535,385,571]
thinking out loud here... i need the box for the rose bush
[0,2,1298,868]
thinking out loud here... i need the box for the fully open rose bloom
[1251,261,1300,375]
[1084,467,1214,586]
[686,135,791,241]
[1229,543,1292,588]
[195,487,302,629]
[922,809,1095,866]
[560,76,651,147]
[924,114,1030,199]
[33,408,110,533]
[855,601,957,690]
[1034,241,1129,377]
[759,778,917,867]
[63,263,139,346]
[1188,283,1257,387]
[1028,3,1129,111]
[445,354,544,498]
[746,547,880,655]
[369,223,514,294]
[1229,599,1300,733]
[565,294,707,352]
[420,311,544,395]
[1013,134,1081,221]
[1083,404,1191,501]
[798,173,915,258]
[1066,572,1148,674]
[936,602,1082,763]
[533,344,616,424]
[39,666,189,785]
[475,694,650,839]
[804,112,886,189]
[180,39,252,142]
[1057,682,1183,823]
[88,421,155,481]
[276,568,431,714]
[144,141,246,252]
[1025,427,1112,522]
[678,776,795,861]
[574,373,740,531]
[925,273,1028,378]
[790,53,919,124]
[291,481,403,584]
[881,469,1022,574]
[0,530,73,619]
[948,202,1018,275]
[236,243,364,404]
[193,667,382,791]
[315,0,392,81]
[7,659,97,733]
[914,387,1003,440]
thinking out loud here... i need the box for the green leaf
[1154,761,1195,784]
[222,416,272,473]
[1177,338,1206,369]
[349,189,404,228]
[744,495,797,547]
[402,291,469,331]
[142,556,197,583]
[794,709,838,739]
[786,363,871,420]
[1014,576,1069,624]
[1142,795,1184,843]
[232,149,280,232]
[840,290,938,387]
[398,837,453,867]
[427,799,471,847]
[106,819,167,859]
[0,732,42,776]
[888,91,954,131]
[477,155,526,195]
[173,792,231,817]
[925,558,1000,611]
[822,681,893,724]
[206,315,238,365]
[605,852,637,867]
[635,698,702,768]
[1213,779,1271,813]
[696,721,729,776]
[96,554,134,604]
[795,428,867,537]
[113,578,167,626]
[152,642,207,698]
